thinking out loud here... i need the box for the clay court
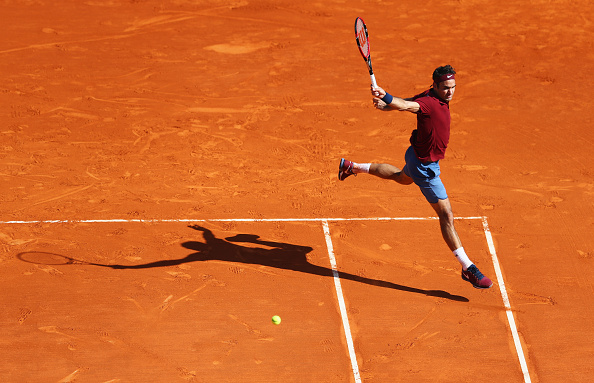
[1,0,593,382]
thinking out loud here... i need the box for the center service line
[322,219,362,383]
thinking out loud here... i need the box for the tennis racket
[354,17,377,87]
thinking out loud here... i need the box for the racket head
[354,17,371,60]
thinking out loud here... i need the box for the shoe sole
[338,158,347,181]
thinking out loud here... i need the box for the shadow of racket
[17,251,109,267]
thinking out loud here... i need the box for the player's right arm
[371,85,420,113]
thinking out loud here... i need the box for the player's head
[432,65,456,102]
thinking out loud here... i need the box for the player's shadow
[111,225,468,302]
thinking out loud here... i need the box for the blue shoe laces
[468,265,484,280]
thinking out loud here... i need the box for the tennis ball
[271,315,281,325]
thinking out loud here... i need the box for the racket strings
[355,21,370,58]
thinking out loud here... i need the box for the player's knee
[438,209,455,225]
[434,201,454,222]
[395,171,413,185]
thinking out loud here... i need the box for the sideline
[482,218,532,383]
[322,219,362,383]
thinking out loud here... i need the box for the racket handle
[370,74,377,88]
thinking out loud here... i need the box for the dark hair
[432,65,456,82]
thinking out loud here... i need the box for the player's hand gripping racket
[354,17,377,87]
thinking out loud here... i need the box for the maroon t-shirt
[409,89,451,163]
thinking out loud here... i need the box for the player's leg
[429,198,462,251]
[416,177,463,255]
[369,163,414,184]
[429,197,492,289]
[339,159,413,184]
[411,160,493,290]
[401,156,463,255]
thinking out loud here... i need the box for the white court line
[0,216,484,225]
[482,217,532,383]
[322,219,362,383]
[2,215,531,381]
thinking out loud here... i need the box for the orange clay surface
[1,1,594,382]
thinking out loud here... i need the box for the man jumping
[339,65,493,289]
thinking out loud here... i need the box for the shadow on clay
[17,224,469,302]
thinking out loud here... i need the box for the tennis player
[338,65,492,289]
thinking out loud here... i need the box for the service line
[0,216,484,225]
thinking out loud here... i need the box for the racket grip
[370,74,377,88]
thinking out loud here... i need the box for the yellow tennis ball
[271,315,281,325]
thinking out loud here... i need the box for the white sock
[453,247,473,270]
[353,162,371,174]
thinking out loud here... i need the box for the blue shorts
[402,146,448,204]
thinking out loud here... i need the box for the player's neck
[430,88,450,104]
